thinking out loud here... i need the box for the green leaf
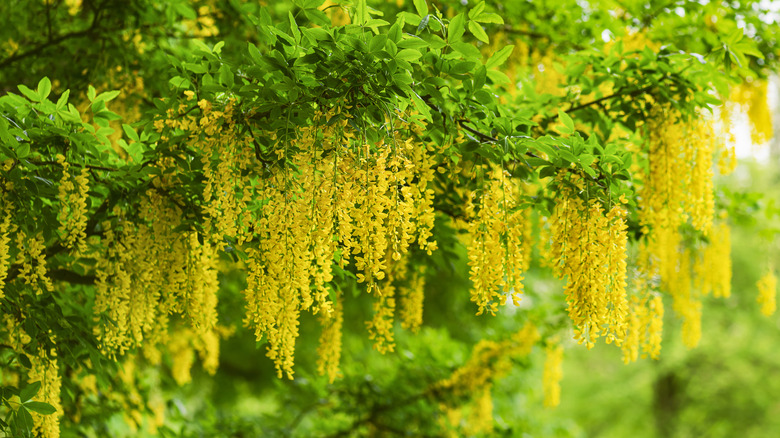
[539,165,557,179]
[448,14,466,43]
[413,0,428,17]
[369,34,388,52]
[451,42,482,60]
[23,401,56,415]
[397,36,428,50]
[17,354,31,369]
[468,21,489,44]
[95,90,121,103]
[417,14,430,32]
[396,49,422,62]
[486,69,510,85]
[17,85,39,102]
[184,62,207,74]
[87,85,96,102]
[474,65,486,89]
[122,124,140,142]
[288,12,300,42]
[15,142,30,159]
[355,0,369,26]
[37,77,52,101]
[219,64,234,88]
[303,27,330,41]
[468,1,486,19]
[18,406,34,433]
[486,45,514,69]
[55,89,70,110]
[558,110,575,134]
[474,12,503,24]
[20,382,41,403]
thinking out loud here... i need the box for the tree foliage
[0,0,778,436]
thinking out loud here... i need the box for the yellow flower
[757,270,777,317]
[542,341,564,408]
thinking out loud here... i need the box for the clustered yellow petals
[621,279,665,364]
[16,230,53,295]
[551,175,629,348]
[437,323,539,434]
[757,269,777,317]
[28,349,63,438]
[542,341,564,408]
[0,194,12,296]
[317,297,344,383]
[638,106,729,349]
[695,221,732,299]
[465,167,528,315]
[729,80,774,144]
[399,265,426,333]
[56,154,90,255]
[242,106,438,377]
[92,190,222,375]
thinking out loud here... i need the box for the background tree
[0,0,778,436]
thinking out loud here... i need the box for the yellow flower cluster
[542,341,564,408]
[695,221,732,299]
[195,99,255,245]
[56,155,90,255]
[93,190,221,370]
[16,231,53,296]
[638,107,733,349]
[465,167,528,315]
[63,0,81,15]
[399,264,426,333]
[317,297,344,383]
[728,80,774,144]
[640,107,714,236]
[242,106,438,377]
[437,323,539,434]
[164,325,223,385]
[670,249,702,348]
[0,194,12,296]
[28,350,63,438]
[551,176,629,348]
[757,269,777,317]
[621,285,664,363]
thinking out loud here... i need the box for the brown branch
[0,13,101,70]
[565,84,655,114]
[48,269,96,285]
[27,160,119,172]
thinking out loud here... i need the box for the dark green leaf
[20,382,40,403]
[23,402,56,415]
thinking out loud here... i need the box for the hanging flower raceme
[542,340,564,408]
[28,349,62,438]
[757,269,777,317]
[621,264,665,364]
[0,193,13,296]
[465,167,527,315]
[55,155,90,256]
[551,174,629,348]
[728,80,774,144]
[317,297,344,383]
[695,221,732,299]
[437,323,539,434]
[16,230,53,296]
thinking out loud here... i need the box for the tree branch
[0,16,101,70]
